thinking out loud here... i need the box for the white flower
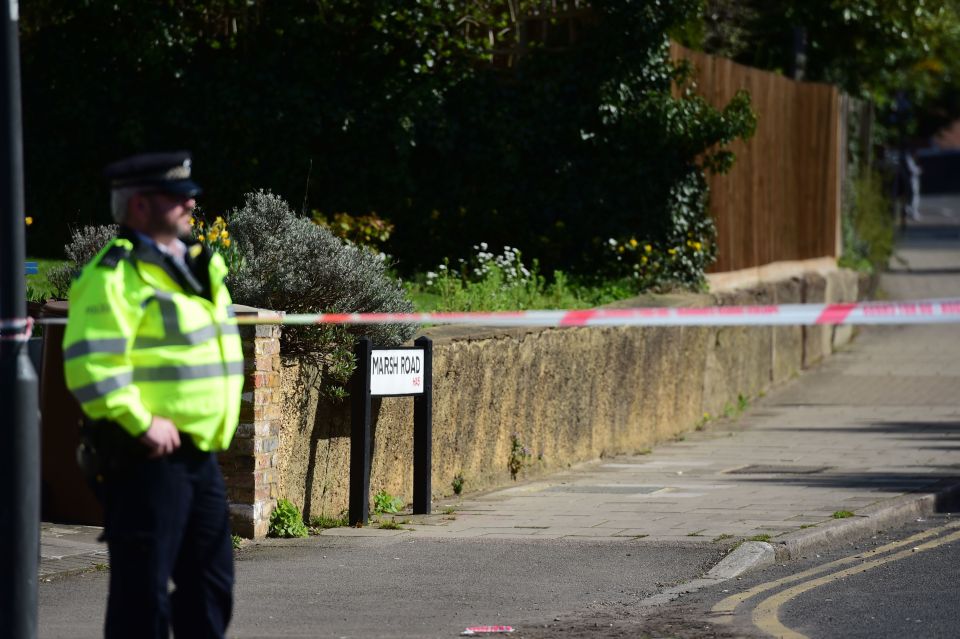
[438,264,447,270]
[426,271,437,279]
[479,242,488,250]
[608,238,617,247]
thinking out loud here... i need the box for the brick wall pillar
[220,307,282,538]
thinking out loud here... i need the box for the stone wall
[235,269,860,536]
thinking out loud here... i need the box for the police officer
[63,152,244,638]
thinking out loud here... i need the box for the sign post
[349,336,432,526]
[0,0,40,636]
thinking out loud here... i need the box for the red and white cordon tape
[233,298,960,328]
[14,298,960,330]
[461,626,514,635]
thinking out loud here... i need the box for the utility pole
[0,0,40,637]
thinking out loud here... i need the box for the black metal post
[349,337,372,526]
[413,337,433,515]
[0,2,40,638]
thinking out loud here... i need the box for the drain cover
[726,465,831,475]
[543,485,664,495]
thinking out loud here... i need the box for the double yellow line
[710,520,960,638]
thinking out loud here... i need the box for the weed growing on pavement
[377,519,404,530]
[832,510,855,519]
[451,473,465,496]
[695,412,711,431]
[372,490,405,515]
[94,563,109,572]
[712,534,733,543]
[442,506,457,515]
[268,498,309,538]
[636,448,653,455]
[687,529,706,537]
[800,524,817,529]
[231,534,243,549]
[746,534,771,542]
[309,513,349,531]
[508,434,532,480]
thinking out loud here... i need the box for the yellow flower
[198,234,205,241]
[189,217,195,227]
[641,255,648,265]
[220,230,229,239]
[223,238,231,248]
[693,242,702,251]
[644,244,652,253]
[24,216,33,226]
[628,238,638,248]
[668,248,677,255]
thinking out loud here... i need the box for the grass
[746,534,772,542]
[832,510,855,519]
[442,506,457,515]
[712,533,733,543]
[377,519,404,530]
[309,514,349,530]
[687,529,706,537]
[25,257,68,300]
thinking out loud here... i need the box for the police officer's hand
[140,416,181,457]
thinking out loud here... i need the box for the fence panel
[671,44,841,272]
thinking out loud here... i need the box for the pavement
[38,210,960,624]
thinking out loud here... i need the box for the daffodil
[629,238,638,248]
[220,230,229,240]
[24,216,33,226]
[644,244,652,253]
[222,238,231,248]
[198,234,205,241]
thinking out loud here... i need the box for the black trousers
[101,443,234,639]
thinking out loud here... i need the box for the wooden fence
[671,43,843,273]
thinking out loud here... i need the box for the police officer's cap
[104,151,202,197]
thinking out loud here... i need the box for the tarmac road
[38,537,721,638]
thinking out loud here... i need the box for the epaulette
[97,244,132,269]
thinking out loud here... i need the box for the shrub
[227,191,418,397]
[268,498,309,538]
[46,224,119,298]
[839,169,895,274]
[228,191,416,348]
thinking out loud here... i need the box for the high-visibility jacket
[63,230,244,452]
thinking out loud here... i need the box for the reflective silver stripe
[63,338,128,361]
[71,372,133,403]
[133,321,239,349]
[141,291,180,337]
[135,323,217,349]
[133,360,245,382]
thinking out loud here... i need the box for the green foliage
[268,498,309,539]
[508,434,532,481]
[688,0,960,138]
[412,243,648,312]
[377,519,404,530]
[839,170,895,274]
[191,212,243,275]
[309,514,349,531]
[231,534,242,549]
[832,510,855,519]
[44,225,119,299]
[746,533,772,542]
[226,190,416,398]
[312,211,394,255]
[451,473,465,496]
[372,490,404,515]
[22,1,753,289]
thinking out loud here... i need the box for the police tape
[9,298,960,334]
[234,298,960,328]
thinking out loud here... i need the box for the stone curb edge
[770,478,960,563]
[639,480,960,608]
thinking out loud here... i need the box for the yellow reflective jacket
[63,230,244,452]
